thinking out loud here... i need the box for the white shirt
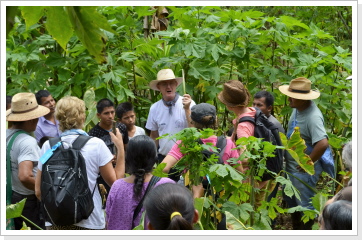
[146,96,195,155]
[128,126,146,140]
[38,135,113,229]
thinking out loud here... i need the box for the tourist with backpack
[105,135,175,230]
[161,103,243,198]
[218,80,284,208]
[35,96,125,230]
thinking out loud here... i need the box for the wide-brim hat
[279,77,320,100]
[149,69,183,91]
[6,92,50,121]
[217,80,250,107]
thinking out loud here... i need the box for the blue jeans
[283,160,323,210]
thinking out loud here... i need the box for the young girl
[144,183,199,230]
[105,135,175,230]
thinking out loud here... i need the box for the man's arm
[309,138,329,163]
[182,94,194,127]
[18,160,35,190]
[150,130,159,149]
[35,169,42,200]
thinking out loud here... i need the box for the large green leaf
[65,6,111,64]
[225,211,253,230]
[7,198,26,219]
[44,6,73,50]
[20,6,45,30]
[280,129,315,175]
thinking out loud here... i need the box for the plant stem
[20,215,43,230]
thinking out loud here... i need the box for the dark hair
[144,183,195,230]
[322,200,352,230]
[39,136,53,148]
[96,98,114,114]
[35,90,51,105]
[6,95,12,110]
[116,102,134,119]
[125,135,157,198]
[253,90,274,107]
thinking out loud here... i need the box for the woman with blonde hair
[35,96,125,230]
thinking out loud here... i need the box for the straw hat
[217,80,251,107]
[149,69,183,91]
[6,92,50,121]
[278,77,320,100]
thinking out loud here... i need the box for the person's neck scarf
[162,92,179,115]
[60,129,89,137]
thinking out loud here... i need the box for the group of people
[6,68,352,231]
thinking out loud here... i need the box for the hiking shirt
[232,107,256,139]
[285,101,328,173]
[145,97,196,156]
[6,129,40,195]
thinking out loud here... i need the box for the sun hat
[6,92,50,121]
[191,103,216,125]
[217,80,251,107]
[278,77,320,100]
[149,69,183,91]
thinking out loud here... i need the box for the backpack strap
[71,135,93,150]
[6,130,28,205]
[216,136,227,164]
[49,137,61,148]
[132,175,161,228]
[238,116,256,125]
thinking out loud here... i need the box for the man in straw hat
[6,92,49,229]
[279,77,331,230]
[146,69,195,181]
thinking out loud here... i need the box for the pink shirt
[168,136,240,165]
[232,107,256,139]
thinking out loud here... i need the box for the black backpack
[238,108,283,181]
[41,135,95,226]
[197,136,228,164]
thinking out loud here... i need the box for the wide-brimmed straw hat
[278,77,320,100]
[6,92,50,121]
[149,69,183,91]
[217,80,251,107]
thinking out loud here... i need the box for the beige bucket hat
[279,77,320,100]
[149,69,183,91]
[6,92,50,121]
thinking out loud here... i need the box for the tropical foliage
[6,5,352,230]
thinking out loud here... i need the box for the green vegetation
[6,5,352,230]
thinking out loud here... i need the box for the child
[116,102,145,140]
[105,135,174,230]
[144,183,199,230]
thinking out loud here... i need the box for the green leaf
[65,6,109,64]
[84,88,96,109]
[134,6,156,19]
[280,16,310,30]
[152,163,169,178]
[45,52,66,67]
[215,165,228,178]
[20,6,45,30]
[44,6,73,50]
[7,198,26,219]
[225,211,253,230]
